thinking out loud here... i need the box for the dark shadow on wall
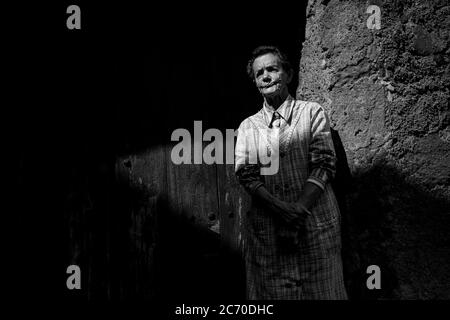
[330,129,450,299]
[339,163,450,299]
[329,129,357,297]
[355,163,449,299]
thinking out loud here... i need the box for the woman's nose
[262,71,271,82]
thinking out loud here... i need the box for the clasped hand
[273,200,310,230]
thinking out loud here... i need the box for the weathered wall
[297,0,450,299]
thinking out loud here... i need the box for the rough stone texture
[298,0,450,299]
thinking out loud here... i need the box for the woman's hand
[251,185,312,229]
[275,201,310,248]
[273,200,310,229]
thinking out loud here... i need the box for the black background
[9,0,307,302]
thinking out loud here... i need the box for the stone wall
[297,0,450,299]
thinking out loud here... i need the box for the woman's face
[252,53,291,99]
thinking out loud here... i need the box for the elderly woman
[235,46,348,299]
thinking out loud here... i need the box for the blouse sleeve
[306,103,337,190]
[235,164,264,195]
[235,120,265,195]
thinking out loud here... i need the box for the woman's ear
[287,69,293,84]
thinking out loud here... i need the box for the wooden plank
[165,141,220,231]
[159,141,222,299]
[114,144,166,299]
[216,163,250,299]
[217,164,251,252]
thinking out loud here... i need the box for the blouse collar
[263,94,294,127]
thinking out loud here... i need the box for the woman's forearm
[253,181,323,213]
[253,185,283,211]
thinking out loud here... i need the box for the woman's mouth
[261,81,280,89]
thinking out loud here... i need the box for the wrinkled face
[252,53,291,99]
